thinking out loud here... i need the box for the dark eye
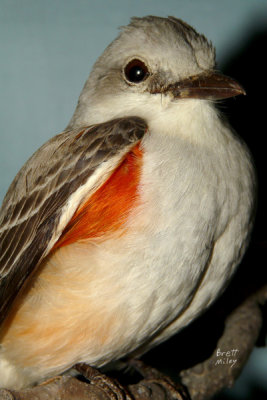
[124,59,149,83]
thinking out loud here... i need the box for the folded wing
[0,117,147,325]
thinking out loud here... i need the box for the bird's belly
[0,179,218,388]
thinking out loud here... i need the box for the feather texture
[0,117,147,325]
[54,144,143,248]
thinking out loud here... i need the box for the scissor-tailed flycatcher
[0,16,255,389]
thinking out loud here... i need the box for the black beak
[165,71,246,100]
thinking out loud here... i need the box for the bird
[0,15,255,390]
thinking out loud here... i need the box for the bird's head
[68,16,244,132]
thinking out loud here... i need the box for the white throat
[69,90,221,147]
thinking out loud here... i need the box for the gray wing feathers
[0,117,147,325]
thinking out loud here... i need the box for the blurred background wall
[1,1,267,398]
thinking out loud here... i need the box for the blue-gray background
[0,1,267,398]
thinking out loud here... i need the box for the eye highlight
[124,59,149,84]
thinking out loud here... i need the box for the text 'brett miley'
[215,348,239,368]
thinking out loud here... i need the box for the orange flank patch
[54,144,143,249]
